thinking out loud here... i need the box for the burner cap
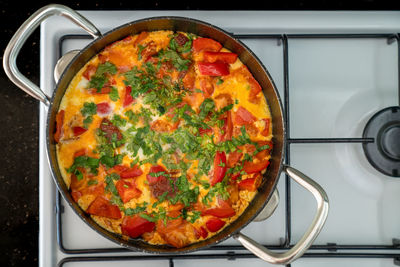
[363,106,400,177]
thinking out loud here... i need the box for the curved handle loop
[2,4,101,106]
[234,165,329,265]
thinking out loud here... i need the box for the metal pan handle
[2,4,101,106]
[234,165,329,265]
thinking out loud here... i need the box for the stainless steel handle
[234,165,329,265]
[2,4,101,106]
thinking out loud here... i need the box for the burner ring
[380,123,400,160]
[362,106,400,177]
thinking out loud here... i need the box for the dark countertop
[0,1,398,266]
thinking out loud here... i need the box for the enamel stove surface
[39,10,400,267]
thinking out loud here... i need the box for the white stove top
[39,10,400,267]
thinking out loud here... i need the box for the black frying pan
[3,4,329,265]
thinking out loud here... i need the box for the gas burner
[363,106,400,177]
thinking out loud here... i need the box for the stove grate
[55,32,400,265]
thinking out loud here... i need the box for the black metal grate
[55,32,400,266]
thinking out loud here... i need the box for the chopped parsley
[96,62,118,76]
[110,114,127,128]
[87,62,117,92]
[184,210,201,223]
[109,87,119,102]
[125,202,148,216]
[157,49,191,72]
[104,173,120,196]
[80,102,97,129]
[99,153,124,168]
[169,174,200,207]
[202,181,229,206]
[168,33,194,53]
[87,179,98,186]
[66,156,100,178]
[81,102,97,116]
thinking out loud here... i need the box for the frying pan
[3,4,329,265]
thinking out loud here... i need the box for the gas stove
[38,10,400,267]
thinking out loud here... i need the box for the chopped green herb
[199,98,215,119]
[186,210,201,223]
[169,175,200,207]
[157,49,191,72]
[80,102,97,129]
[88,76,106,92]
[83,116,93,129]
[109,87,119,102]
[87,62,117,92]
[87,179,98,186]
[111,114,127,128]
[110,195,124,208]
[125,202,148,216]
[66,156,100,176]
[137,44,145,60]
[100,153,124,168]
[81,102,97,117]
[202,181,229,206]
[105,173,120,196]
[96,62,117,76]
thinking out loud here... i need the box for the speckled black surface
[0,0,399,266]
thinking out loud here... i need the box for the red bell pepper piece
[203,51,238,64]
[99,86,112,94]
[219,111,233,142]
[243,159,270,174]
[70,171,86,192]
[238,174,262,191]
[261,118,271,136]
[96,102,111,115]
[82,64,97,80]
[141,41,158,62]
[86,196,121,219]
[198,62,230,76]
[123,86,134,107]
[200,78,214,97]
[73,148,87,158]
[195,226,208,239]
[199,127,213,135]
[133,31,149,47]
[205,217,226,232]
[54,110,64,143]
[88,86,112,95]
[235,106,257,125]
[120,165,143,179]
[254,140,273,161]
[193,38,222,52]
[72,126,87,136]
[116,179,142,203]
[147,165,167,185]
[211,151,227,186]
[121,214,156,238]
[227,151,243,168]
[111,164,129,173]
[71,190,82,203]
[202,199,235,218]
[71,183,104,203]
[231,173,241,181]
[247,75,262,103]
